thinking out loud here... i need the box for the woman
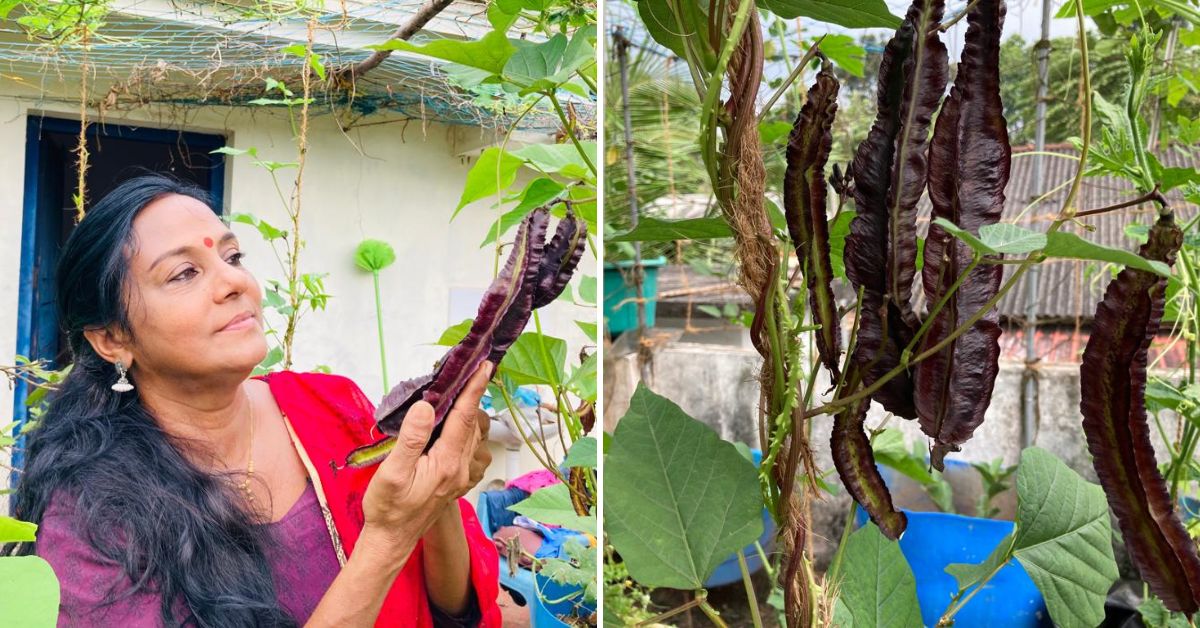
[5,174,501,627]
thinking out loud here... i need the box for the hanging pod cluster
[346,208,587,467]
[784,0,1010,539]
[1080,213,1200,614]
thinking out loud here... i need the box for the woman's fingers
[433,362,494,459]
[477,409,491,441]
[386,400,436,479]
[456,361,494,413]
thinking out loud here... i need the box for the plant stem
[372,271,389,391]
[1075,186,1167,218]
[638,592,708,627]
[698,597,729,628]
[937,0,982,33]
[496,384,567,484]
[902,255,982,361]
[737,552,764,628]
[756,35,825,124]
[532,310,584,443]
[937,534,1016,626]
[493,94,548,276]
[547,90,596,176]
[698,0,755,186]
[754,541,775,580]
[826,499,858,585]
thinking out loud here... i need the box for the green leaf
[487,0,520,32]
[945,531,1016,590]
[500,333,567,386]
[829,210,855,280]
[1138,595,1192,628]
[578,275,596,304]
[503,25,596,90]
[0,0,22,20]
[764,196,788,230]
[1044,231,1171,277]
[837,523,922,628]
[872,430,936,487]
[437,319,474,346]
[636,0,716,71]
[814,34,865,77]
[1010,448,1118,627]
[979,223,1047,254]
[259,346,283,370]
[832,597,854,627]
[567,352,598,401]
[605,384,764,589]
[1055,0,1124,18]
[481,207,533,248]
[944,447,1117,628]
[509,484,595,535]
[1126,223,1151,245]
[575,320,597,341]
[515,177,568,211]
[0,516,37,543]
[760,0,901,28]
[211,146,254,157]
[505,33,568,83]
[368,30,515,75]
[759,120,793,145]
[511,142,596,179]
[456,147,525,217]
[0,556,60,626]
[309,53,327,81]
[609,216,732,242]
[933,217,997,255]
[1145,378,1198,414]
[563,436,598,469]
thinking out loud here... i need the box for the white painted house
[0,0,596,503]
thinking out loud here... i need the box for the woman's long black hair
[4,173,296,627]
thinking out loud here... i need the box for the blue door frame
[11,115,227,473]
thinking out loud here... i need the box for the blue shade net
[0,0,592,131]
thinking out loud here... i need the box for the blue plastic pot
[603,257,667,334]
[531,572,596,627]
[854,460,1050,627]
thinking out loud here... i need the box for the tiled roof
[983,144,1197,322]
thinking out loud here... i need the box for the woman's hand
[307,365,494,627]
[468,406,492,488]
[360,360,494,554]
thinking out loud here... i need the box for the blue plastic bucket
[531,571,595,627]
[854,461,1049,627]
[603,257,667,334]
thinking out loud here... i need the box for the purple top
[39,481,339,626]
[39,482,481,627]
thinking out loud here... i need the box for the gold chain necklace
[236,387,256,505]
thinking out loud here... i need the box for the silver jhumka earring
[112,360,134,393]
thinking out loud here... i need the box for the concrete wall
[0,89,593,505]
[605,324,1170,568]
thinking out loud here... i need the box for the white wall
[0,89,593,507]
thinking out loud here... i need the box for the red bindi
[203,237,213,248]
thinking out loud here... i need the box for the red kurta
[259,370,502,628]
